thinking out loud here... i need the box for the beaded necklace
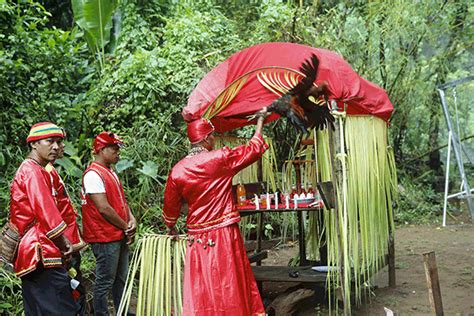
[187,146,208,157]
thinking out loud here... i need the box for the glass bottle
[236,181,246,206]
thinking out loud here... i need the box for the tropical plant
[71,0,119,69]
[0,267,23,315]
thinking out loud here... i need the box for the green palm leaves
[71,0,118,69]
[118,235,187,316]
[307,116,397,312]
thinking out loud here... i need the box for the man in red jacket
[46,129,87,315]
[163,108,269,316]
[81,132,136,316]
[9,122,75,315]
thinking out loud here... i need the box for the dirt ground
[261,223,474,315]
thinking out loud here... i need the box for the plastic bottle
[236,181,246,206]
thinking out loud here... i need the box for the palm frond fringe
[306,115,397,310]
[118,235,187,316]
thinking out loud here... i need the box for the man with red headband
[81,132,136,316]
[9,122,75,315]
[163,108,269,316]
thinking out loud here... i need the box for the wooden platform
[252,266,327,283]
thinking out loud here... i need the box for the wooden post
[297,209,307,266]
[423,252,444,316]
[328,125,349,315]
[388,231,396,288]
[256,213,263,266]
[256,157,264,293]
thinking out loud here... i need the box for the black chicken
[267,54,335,133]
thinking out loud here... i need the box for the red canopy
[184,42,393,133]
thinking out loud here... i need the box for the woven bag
[0,222,20,266]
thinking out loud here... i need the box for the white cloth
[83,169,120,194]
[83,170,106,194]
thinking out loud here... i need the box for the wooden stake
[388,231,396,288]
[423,251,444,316]
[328,125,349,316]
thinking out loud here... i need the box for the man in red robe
[45,129,87,314]
[9,122,75,315]
[163,108,269,316]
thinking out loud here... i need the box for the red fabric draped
[184,42,394,133]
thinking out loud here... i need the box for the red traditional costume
[81,161,130,243]
[10,122,77,315]
[46,163,86,252]
[81,132,131,315]
[10,159,68,277]
[163,118,267,316]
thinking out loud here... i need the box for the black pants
[71,252,87,316]
[21,264,76,316]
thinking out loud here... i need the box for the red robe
[46,163,87,252]
[163,133,268,316]
[9,159,67,277]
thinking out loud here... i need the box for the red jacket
[9,159,67,277]
[163,133,268,234]
[46,163,87,252]
[81,162,129,243]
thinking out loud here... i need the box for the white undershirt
[83,170,119,194]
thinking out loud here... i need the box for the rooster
[266,54,335,133]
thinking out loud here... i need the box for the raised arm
[225,107,270,173]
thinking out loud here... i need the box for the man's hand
[125,215,137,245]
[125,216,137,237]
[168,227,179,241]
[247,107,271,122]
[255,106,270,119]
[53,235,73,264]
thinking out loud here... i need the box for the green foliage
[71,0,118,67]
[85,47,168,132]
[247,0,295,44]
[395,173,446,224]
[0,267,23,315]
[0,0,93,221]
[264,223,274,239]
[118,118,187,228]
